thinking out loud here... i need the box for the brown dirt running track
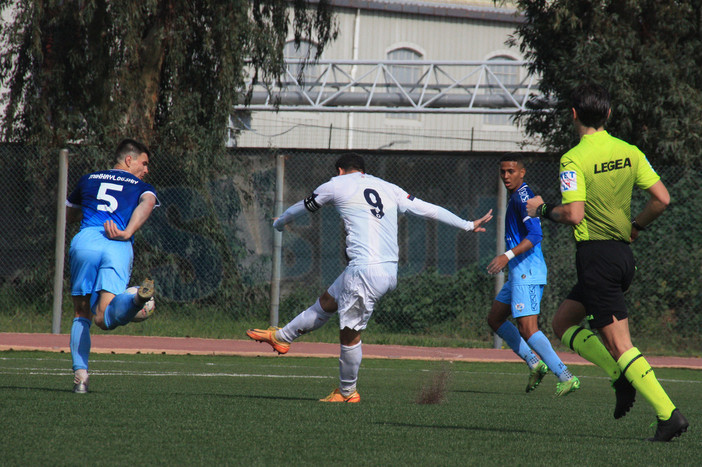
[1,332,701,369]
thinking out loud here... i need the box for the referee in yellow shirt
[526,83,688,442]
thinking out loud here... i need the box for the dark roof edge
[308,0,524,23]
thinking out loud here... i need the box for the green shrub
[375,266,493,337]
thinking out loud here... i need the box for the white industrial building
[232,0,542,152]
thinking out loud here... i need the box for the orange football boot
[246,327,291,355]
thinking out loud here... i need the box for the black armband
[631,219,646,231]
[539,203,556,221]
[303,194,321,212]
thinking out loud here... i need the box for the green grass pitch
[1,351,700,466]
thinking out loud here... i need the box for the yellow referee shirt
[559,131,660,242]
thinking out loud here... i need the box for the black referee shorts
[566,240,635,329]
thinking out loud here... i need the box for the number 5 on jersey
[97,182,124,213]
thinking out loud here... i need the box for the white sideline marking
[0,356,335,370]
[0,367,697,385]
[1,357,699,384]
[0,368,331,379]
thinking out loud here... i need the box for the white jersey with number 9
[311,172,405,266]
[275,171,474,267]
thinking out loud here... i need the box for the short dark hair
[499,153,524,168]
[335,153,365,173]
[571,83,611,129]
[115,138,150,164]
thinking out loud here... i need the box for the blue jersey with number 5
[67,169,158,233]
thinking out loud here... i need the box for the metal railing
[236,59,550,113]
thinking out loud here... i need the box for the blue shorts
[495,281,544,318]
[69,227,133,305]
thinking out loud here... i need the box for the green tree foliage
[0,2,337,312]
[511,0,702,166]
[0,0,337,153]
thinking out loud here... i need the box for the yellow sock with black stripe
[617,347,676,420]
[561,326,620,382]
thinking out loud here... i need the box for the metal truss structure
[234,59,549,114]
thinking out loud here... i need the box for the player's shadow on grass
[237,393,326,402]
[377,421,532,434]
[377,421,640,441]
[177,392,318,402]
[450,388,509,395]
[0,385,70,393]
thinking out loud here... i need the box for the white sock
[277,299,332,343]
[74,369,89,384]
[339,341,362,395]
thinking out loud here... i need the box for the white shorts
[327,262,398,331]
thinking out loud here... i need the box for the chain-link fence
[1,144,700,353]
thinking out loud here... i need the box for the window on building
[386,47,422,120]
[484,55,519,126]
[284,40,319,86]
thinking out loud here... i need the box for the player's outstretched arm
[404,197,490,232]
[471,209,493,232]
[273,200,308,232]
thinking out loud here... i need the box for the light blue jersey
[505,183,547,285]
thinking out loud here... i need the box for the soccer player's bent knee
[552,316,570,339]
[487,314,505,332]
[318,292,338,313]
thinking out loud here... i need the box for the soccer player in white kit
[248,154,493,402]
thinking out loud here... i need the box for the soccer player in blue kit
[66,139,159,393]
[486,154,579,396]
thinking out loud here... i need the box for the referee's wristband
[504,250,515,260]
[538,203,555,221]
[631,219,646,231]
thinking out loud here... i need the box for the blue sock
[527,331,572,381]
[70,317,91,371]
[103,292,140,330]
[496,321,540,368]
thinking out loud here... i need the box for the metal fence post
[52,149,69,334]
[493,176,507,349]
[269,153,285,326]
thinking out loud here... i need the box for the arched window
[386,47,422,120]
[284,40,319,85]
[484,55,519,126]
